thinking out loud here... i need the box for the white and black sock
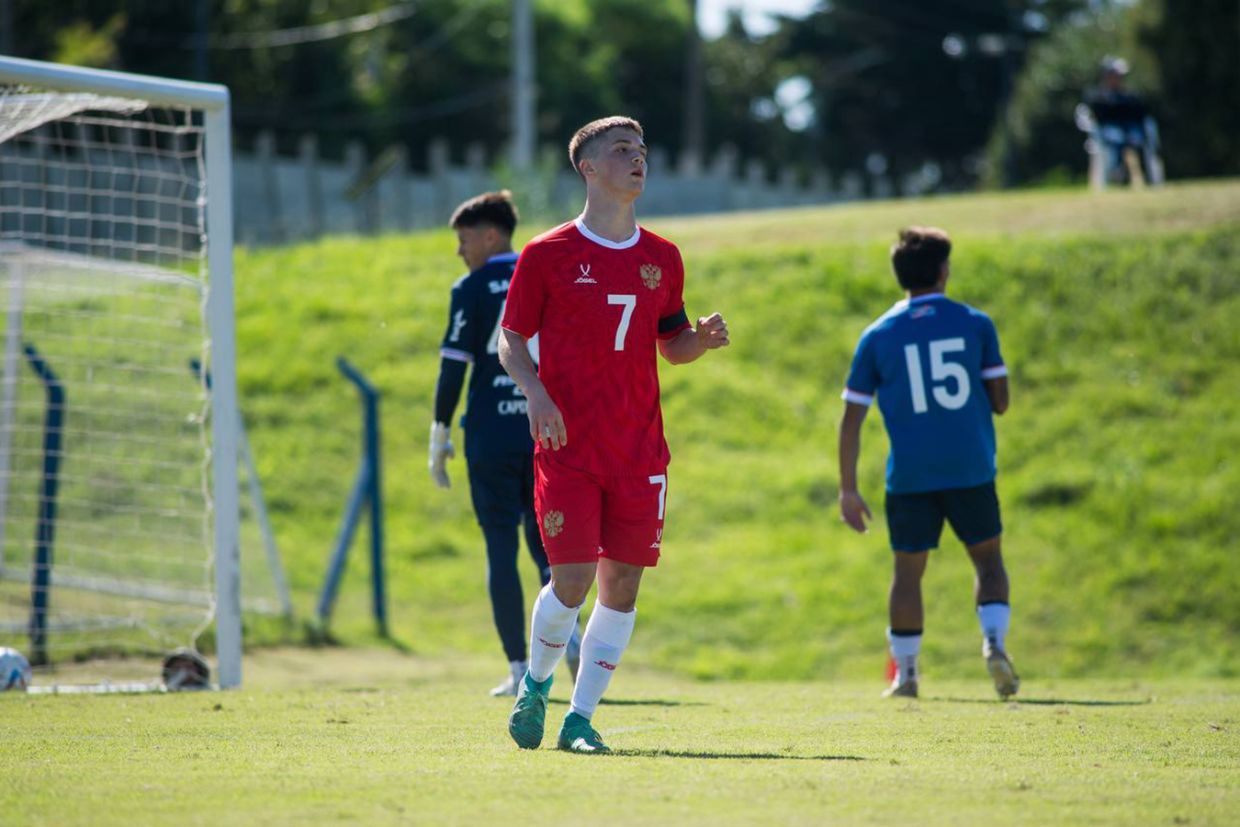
[977,602,1011,657]
[887,628,923,685]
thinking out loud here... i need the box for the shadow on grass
[611,749,865,762]
[930,696,1152,707]
[548,697,707,708]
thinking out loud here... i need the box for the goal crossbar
[0,56,228,110]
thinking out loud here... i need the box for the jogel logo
[639,264,662,290]
[543,510,565,538]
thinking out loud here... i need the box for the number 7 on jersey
[608,294,636,351]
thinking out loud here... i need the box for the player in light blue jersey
[838,227,1019,700]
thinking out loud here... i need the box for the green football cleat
[987,649,1020,700]
[557,711,610,754]
[508,673,552,749]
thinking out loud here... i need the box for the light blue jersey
[843,293,1007,494]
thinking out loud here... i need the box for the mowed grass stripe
[1,649,1236,826]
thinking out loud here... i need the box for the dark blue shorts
[466,451,536,529]
[885,481,1002,553]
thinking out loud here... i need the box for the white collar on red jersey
[573,216,641,250]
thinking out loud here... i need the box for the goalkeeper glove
[428,422,455,489]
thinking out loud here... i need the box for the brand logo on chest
[575,264,597,284]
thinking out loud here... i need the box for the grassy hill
[232,179,1240,681]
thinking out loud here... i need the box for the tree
[1134,0,1240,178]
[984,5,1129,186]
[699,12,793,171]
[778,0,1093,188]
[989,0,1239,186]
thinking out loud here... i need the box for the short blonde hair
[567,116,644,179]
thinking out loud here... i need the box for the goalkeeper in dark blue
[837,227,1018,701]
[430,190,580,695]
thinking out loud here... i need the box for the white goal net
[0,58,253,686]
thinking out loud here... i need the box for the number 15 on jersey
[904,337,970,413]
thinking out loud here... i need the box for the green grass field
[3,182,1239,826]
[2,648,1237,826]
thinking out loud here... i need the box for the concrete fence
[232,133,916,246]
[0,122,928,251]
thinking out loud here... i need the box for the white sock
[527,584,581,683]
[509,659,528,685]
[569,603,636,720]
[887,628,922,684]
[977,602,1011,656]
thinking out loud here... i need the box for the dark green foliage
[1134,0,1240,178]
[8,0,693,166]
[984,7,1129,186]
[776,0,1096,187]
[991,0,1240,185]
[10,1,1236,186]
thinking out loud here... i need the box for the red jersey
[502,218,692,476]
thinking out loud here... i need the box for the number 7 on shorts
[648,474,667,519]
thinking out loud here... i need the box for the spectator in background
[1079,56,1164,188]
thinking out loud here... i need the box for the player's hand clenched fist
[697,313,729,349]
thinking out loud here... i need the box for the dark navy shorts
[466,451,536,529]
[885,481,1002,553]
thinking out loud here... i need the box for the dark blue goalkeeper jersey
[438,252,535,459]
[843,293,1007,494]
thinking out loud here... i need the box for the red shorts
[533,453,668,568]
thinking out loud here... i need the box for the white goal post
[0,57,242,687]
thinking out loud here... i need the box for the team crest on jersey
[543,510,565,538]
[639,264,662,290]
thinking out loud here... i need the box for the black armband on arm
[658,308,690,337]
[433,358,468,426]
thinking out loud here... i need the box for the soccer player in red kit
[499,116,730,753]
